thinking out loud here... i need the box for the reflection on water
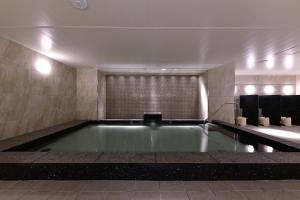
[31,124,277,153]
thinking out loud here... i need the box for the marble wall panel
[208,63,235,124]
[76,68,98,120]
[0,37,76,140]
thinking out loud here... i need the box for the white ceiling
[1,0,300,74]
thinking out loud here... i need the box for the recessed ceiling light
[161,68,167,71]
[70,0,88,10]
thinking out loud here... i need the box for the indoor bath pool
[24,123,278,152]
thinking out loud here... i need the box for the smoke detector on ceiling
[70,0,88,10]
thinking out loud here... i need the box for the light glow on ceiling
[41,35,53,50]
[266,54,275,69]
[263,85,275,95]
[282,85,294,95]
[247,55,256,69]
[35,58,52,75]
[244,85,256,95]
[284,55,294,69]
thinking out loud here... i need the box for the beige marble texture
[0,37,76,140]
[76,68,98,120]
[208,63,235,124]
[106,75,199,119]
[235,75,296,85]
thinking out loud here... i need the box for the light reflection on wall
[199,76,208,120]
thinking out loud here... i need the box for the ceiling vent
[70,0,88,10]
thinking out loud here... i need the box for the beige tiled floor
[0,180,300,200]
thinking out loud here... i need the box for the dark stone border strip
[0,163,300,180]
[0,152,300,180]
[213,120,300,152]
[0,121,90,152]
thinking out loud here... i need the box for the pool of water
[28,123,277,152]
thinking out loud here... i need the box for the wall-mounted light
[247,145,255,153]
[41,35,53,50]
[265,146,274,153]
[244,85,256,95]
[282,85,294,95]
[284,55,294,69]
[263,85,275,95]
[247,55,256,69]
[35,58,52,75]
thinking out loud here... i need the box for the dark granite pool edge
[0,121,90,152]
[0,120,299,180]
[212,120,300,151]
[0,163,299,180]
[0,152,299,180]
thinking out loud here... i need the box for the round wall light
[264,85,275,95]
[282,85,294,95]
[247,145,255,153]
[265,146,274,153]
[35,58,52,75]
[244,85,256,95]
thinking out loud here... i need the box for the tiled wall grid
[106,75,199,119]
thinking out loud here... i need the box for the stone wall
[106,75,199,119]
[0,37,76,140]
[76,68,98,120]
[207,63,235,123]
